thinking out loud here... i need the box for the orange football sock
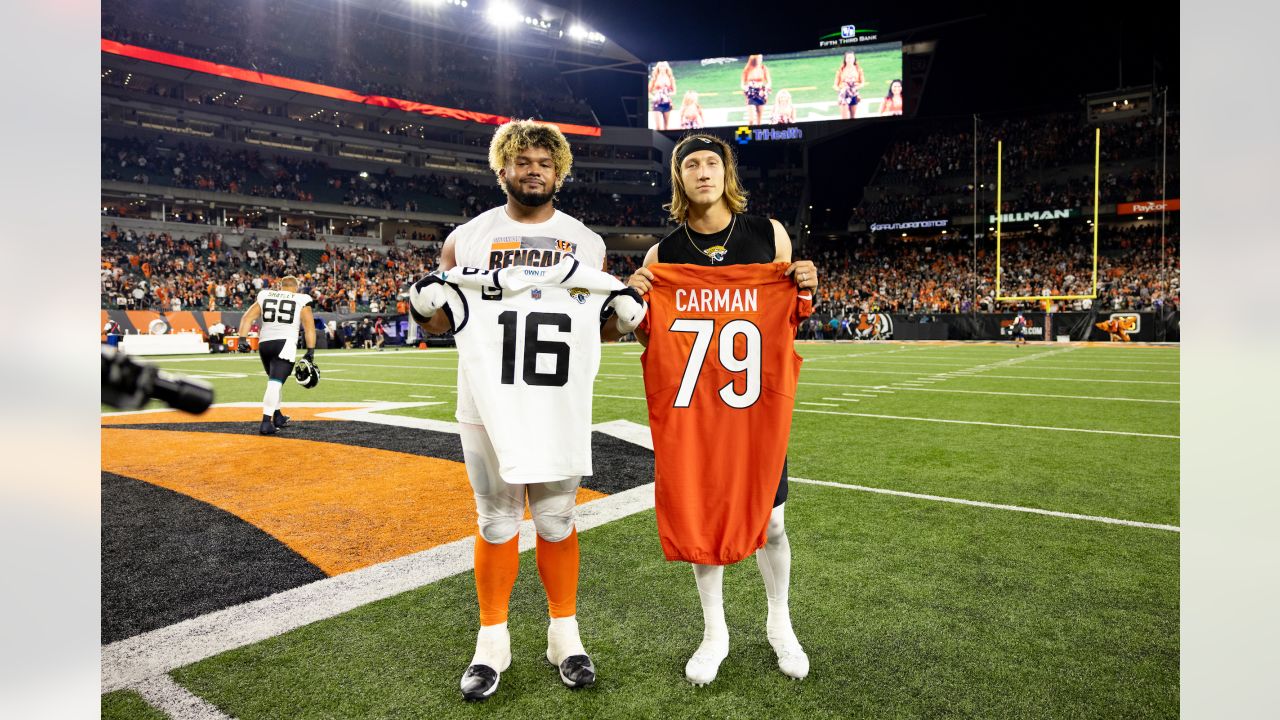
[535,528,580,618]
[474,534,520,626]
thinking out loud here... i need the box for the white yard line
[822,397,860,402]
[800,402,839,407]
[1008,364,1179,374]
[790,477,1179,532]
[325,378,457,390]
[793,407,1178,438]
[131,674,232,720]
[951,373,1179,385]
[879,386,1179,404]
[323,362,455,370]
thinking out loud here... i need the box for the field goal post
[994,128,1102,315]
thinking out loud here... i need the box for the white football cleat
[684,635,729,686]
[767,626,809,680]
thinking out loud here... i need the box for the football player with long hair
[625,134,818,685]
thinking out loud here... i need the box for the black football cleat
[272,410,290,428]
[460,664,501,702]
[551,654,596,689]
[259,417,277,435]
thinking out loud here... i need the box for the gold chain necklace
[684,214,736,263]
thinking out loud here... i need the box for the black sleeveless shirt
[657,214,776,265]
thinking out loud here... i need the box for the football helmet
[294,358,320,389]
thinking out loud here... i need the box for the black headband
[675,137,726,168]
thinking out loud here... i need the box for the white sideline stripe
[800,402,839,407]
[790,477,1180,532]
[822,397,859,402]
[793,408,1179,438]
[594,393,647,401]
[883,386,1179,404]
[408,394,435,399]
[101,419,658,694]
[131,674,231,720]
[146,349,457,363]
[324,362,454,370]
[841,393,878,398]
[101,408,179,417]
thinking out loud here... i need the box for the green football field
[656,45,903,127]
[102,341,1179,719]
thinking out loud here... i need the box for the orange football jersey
[641,263,812,565]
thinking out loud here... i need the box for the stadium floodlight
[485,1,521,27]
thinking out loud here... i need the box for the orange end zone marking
[101,427,606,575]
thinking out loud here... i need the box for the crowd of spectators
[102,0,597,125]
[100,226,442,314]
[853,165,1180,224]
[808,223,1179,317]
[855,111,1180,224]
[103,216,1177,325]
[879,112,1180,185]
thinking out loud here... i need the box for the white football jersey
[434,258,627,483]
[447,205,606,425]
[254,289,313,361]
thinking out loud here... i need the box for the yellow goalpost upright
[994,127,1101,303]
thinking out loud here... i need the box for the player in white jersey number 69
[413,120,642,702]
[239,275,317,435]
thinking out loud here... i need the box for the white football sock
[686,563,729,684]
[547,615,586,663]
[470,622,511,671]
[755,504,808,679]
[262,380,283,417]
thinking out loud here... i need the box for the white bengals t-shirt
[433,258,627,483]
[254,289,312,362]
[447,206,606,426]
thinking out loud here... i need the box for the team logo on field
[568,287,590,304]
[700,245,728,263]
[531,288,542,300]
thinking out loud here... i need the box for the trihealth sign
[734,126,804,144]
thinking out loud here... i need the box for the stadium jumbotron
[97,1,1182,718]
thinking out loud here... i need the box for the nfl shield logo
[531,288,542,300]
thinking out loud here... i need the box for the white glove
[409,278,448,322]
[609,290,646,334]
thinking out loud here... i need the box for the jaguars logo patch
[568,287,590,304]
[701,245,728,263]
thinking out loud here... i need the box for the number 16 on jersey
[669,318,762,409]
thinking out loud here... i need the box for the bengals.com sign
[1117,199,1180,215]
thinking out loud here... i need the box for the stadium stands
[101,0,598,125]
